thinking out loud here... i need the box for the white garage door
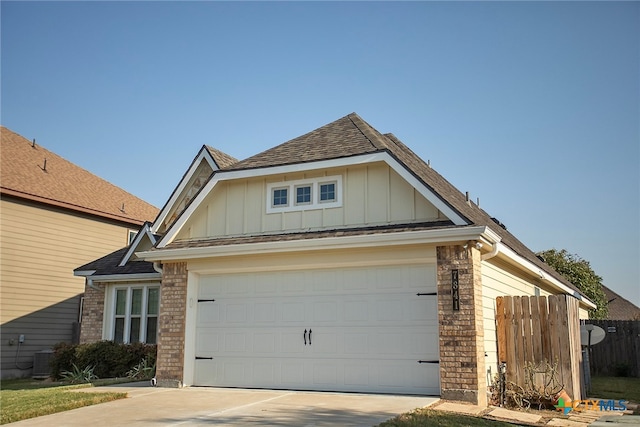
[193,264,439,395]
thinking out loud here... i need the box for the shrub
[50,342,78,379]
[61,363,98,384]
[50,341,157,380]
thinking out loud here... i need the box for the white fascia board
[81,273,162,283]
[119,223,157,267]
[74,270,97,277]
[156,152,468,248]
[152,147,217,234]
[493,243,597,309]
[140,226,497,262]
[381,153,467,226]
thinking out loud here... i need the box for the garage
[192,263,440,395]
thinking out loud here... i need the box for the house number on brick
[452,269,460,311]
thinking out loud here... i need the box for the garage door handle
[304,329,307,345]
[308,329,312,345]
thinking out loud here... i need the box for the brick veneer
[437,244,487,406]
[79,282,105,343]
[156,262,188,387]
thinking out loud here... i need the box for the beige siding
[188,244,437,275]
[177,163,443,241]
[0,197,139,378]
[481,257,557,388]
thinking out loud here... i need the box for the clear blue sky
[2,1,638,306]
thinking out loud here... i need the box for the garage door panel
[194,264,439,395]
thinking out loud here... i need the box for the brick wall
[156,262,188,387]
[437,244,487,406]
[79,281,105,343]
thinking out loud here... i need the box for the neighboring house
[0,127,158,379]
[602,285,640,320]
[75,113,595,406]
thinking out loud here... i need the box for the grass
[0,379,127,425]
[590,376,640,403]
[377,408,516,427]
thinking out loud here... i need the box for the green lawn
[590,376,640,403]
[0,380,127,425]
[377,408,516,427]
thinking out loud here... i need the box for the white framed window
[295,185,312,205]
[272,187,289,207]
[319,181,337,203]
[110,285,159,344]
[128,230,138,245]
[266,175,342,213]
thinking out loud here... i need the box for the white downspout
[87,277,104,292]
[481,242,500,261]
[153,262,163,274]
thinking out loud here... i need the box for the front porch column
[437,244,487,406]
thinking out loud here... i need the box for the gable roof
[1,126,158,225]
[228,114,389,170]
[152,145,238,234]
[603,285,640,320]
[139,113,593,306]
[74,245,159,278]
[206,145,238,169]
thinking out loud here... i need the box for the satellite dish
[580,324,606,346]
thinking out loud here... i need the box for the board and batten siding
[176,163,444,241]
[0,197,139,378]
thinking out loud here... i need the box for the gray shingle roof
[228,114,389,170]
[603,285,640,320]
[206,146,238,170]
[75,246,157,276]
[206,113,588,299]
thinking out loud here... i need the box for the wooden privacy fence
[496,295,582,400]
[584,320,640,378]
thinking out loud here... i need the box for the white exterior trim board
[77,273,162,282]
[155,152,468,248]
[489,242,597,309]
[141,226,497,261]
[152,147,218,234]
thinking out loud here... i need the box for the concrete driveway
[10,382,439,426]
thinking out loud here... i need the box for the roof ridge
[347,113,390,151]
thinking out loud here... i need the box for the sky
[2,1,638,307]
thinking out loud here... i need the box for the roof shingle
[1,127,158,225]
[181,113,587,299]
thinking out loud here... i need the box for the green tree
[537,249,608,319]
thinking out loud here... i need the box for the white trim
[74,270,97,277]
[155,152,467,248]
[486,242,597,309]
[266,175,343,214]
[152,146,218,234]
[106,284,161,344]
[140,226,496,261]
[80,273,162,282]
[119,223,157,267]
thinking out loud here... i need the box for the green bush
[50,341,157,380]
[50,342,77,379]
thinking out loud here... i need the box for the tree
[537,249,608,320]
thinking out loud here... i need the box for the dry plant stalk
[504,359,564,410]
